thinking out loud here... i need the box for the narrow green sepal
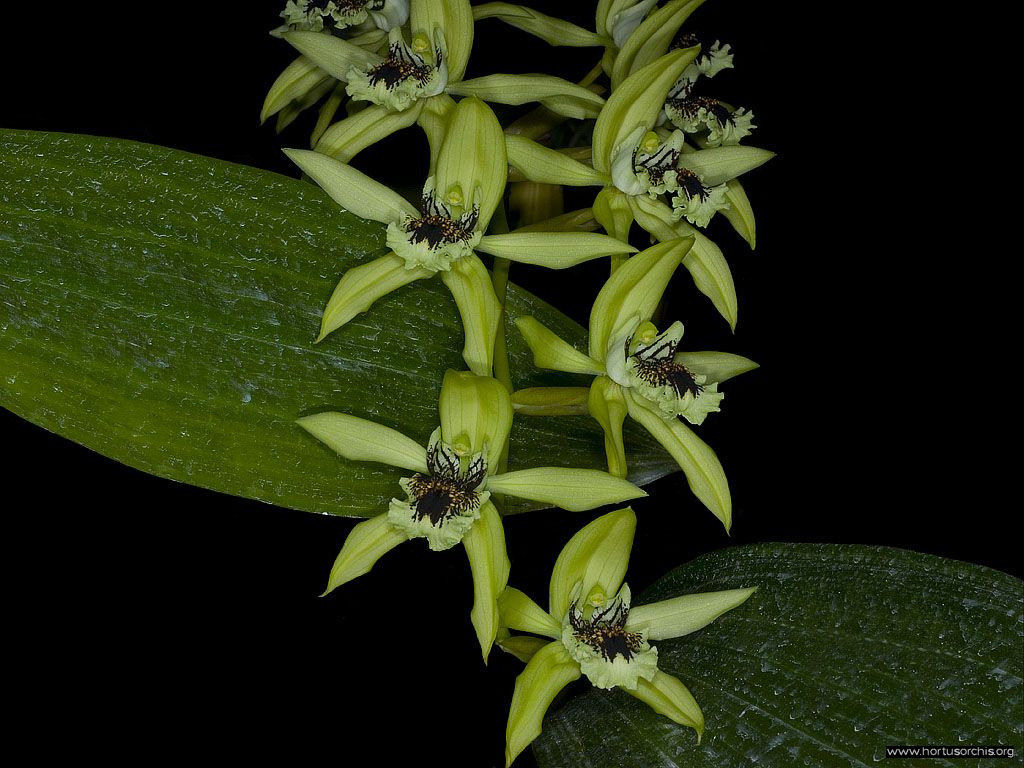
[474,3,606,47]
[677,145,775,187]
[506,135,609,187]
[498,635,550,664]
[486,467,646,512]
[478,232,635,270]
[675,351,758,383]
[318,253,432,342]
[315,101,424,161]
[281,30,382,82]
[515,316,604,376]
[464,500,511,662]
[624,670,705,738]
[322,514,408,595]
[721,178,757,248]
[505,641,580,767]
[611,0,706,88]
[511,387,590,416]
[498,587,561,639]
[449,75,606,120]
[296,412,428,473]
[262,55,331,124]
[626,391,731,530]
[627,587,756,640]
[439,255,503,377]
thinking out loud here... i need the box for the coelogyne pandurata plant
[266,0,772,762]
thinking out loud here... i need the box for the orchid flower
[287,98,636,377]
[513,238,759,530]
[299,371,647,660]
[500,507,755,765]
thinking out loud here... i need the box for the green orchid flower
[514,238,759,529]
[506,49,771,328]
[287,98,636,376]
[500,507,756,766]
[281,0,605,164]
[262,2,407,136]
[299,371,648,660]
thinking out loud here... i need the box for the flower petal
[627,587,756,640]
[498,587,561,639]
[433,97,507,232]
[505,135,610,187]
[322,514,408,595]
[487,468,646,512]
[612,0,705,88]
[592,186,635,243]
[318,253,432,342]
[588,377,629,478]
[511,387,590,416]
[515,316,604,375]
[549,507,636,620]
[626,392,731,530]
[297,412,428,473]
[412,0,474,82]
[261,55,332,124]
[592,48,697,173]
[675,351,758,384]
[677,145,775,187]
[449,74,605,117]
[474,3,606,47]
[439,254,503,377]
[505,641,581,768]
[315,101,424,162]
[628,194,737,330]
[624,670,705,737]
[588,237,692,361]
[283,149,418,224]
[463,500,511,662]
[721,178,756,248]
[281,30,382,82]
[417,93,456,174]
[439,369,514,469]
[498,635,550,664]
[479,232,635,270]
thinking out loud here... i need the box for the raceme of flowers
[266,0,768,763]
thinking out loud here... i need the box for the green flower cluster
[264,0,769,763]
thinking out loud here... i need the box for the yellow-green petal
[675,351,758,383]
[318,253,432,342]
[417,93,456,174]
[588,376,629,478]
[433,97,507,232]
[505,641,581,767]
[438,369,514,469]
[487,467,646,512]
[463,500,511,662]
[478,232,635,269]
[314,101,424,161]
[449,74,606,120]
[323,515,408,595]
[511,387,590,416]
[505,135,610,187]
[611,0,706,88]
[721,178,756,248]
[498,635,550,664]
[296,412,428,473]
[678,145,775,187]
[549,507,636,620]
[283,148,418,224]
[261,55,332,124]
[439,254,503,377]
[627,587,756,640]
[592,48,697,173]
[624,670,705,737]
[498,586,561,639]
[515,316,604,376]
[281,30,382,82]
[588,237,692,361]
[474,3,606,47]
[626,391,731,530]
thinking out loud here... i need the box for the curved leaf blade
[0,130,675,518]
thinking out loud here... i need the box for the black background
[1,2,1010,765]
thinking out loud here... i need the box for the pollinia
[263,0,771,763]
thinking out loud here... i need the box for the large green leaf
[0,130,674,517]
[537,543,1024,767]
